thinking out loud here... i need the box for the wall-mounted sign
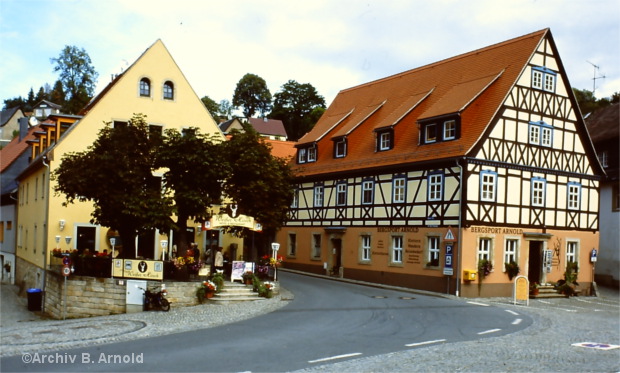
[112,259,163,280]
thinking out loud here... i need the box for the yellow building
[15,40,228,289]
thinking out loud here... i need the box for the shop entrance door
[528,241,543,284]
[331,238,342,277]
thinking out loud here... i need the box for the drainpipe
[455,157,465,297]
[41,155,50,311]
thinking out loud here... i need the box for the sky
[1,0,619,113]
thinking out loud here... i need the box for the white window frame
[480,171,497,202]
[531,178,546,207]
[443,120,456,140]
[361,235,371,261]
[362,180,374,205]
[291,189,298,208]
[288,233,297,257]
[163,81,174,100]
[312,234,321,259]
[139,77,151,97]
[566,240,578,264]
[544,73,556,92]
[504,238,518,268]
[529,123,540,144]
[336,182,347,206]
[599,151,609,168]
[298,148,307,164]
[541,126,552,147]
[393,177,406,203]
[427,235,440,266]
[567,182,581,210]
[379,132,391,151]
[532,66,556,93]
[478,237,493,268]
[335,139,347,158]
[307,146,317,162]
[532,69,543,90]
[428,172,443,201]
[529,121,553,147]
[313,185,324,207]
[425,123,437,143]
[391,236,403,264]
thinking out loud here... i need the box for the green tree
[232,73,272,117]
[54,114,173,258]
[3,96,26,111]
[270,80,326,141]
[573,88,619,116]
[201,95,221,119]
[27,88,36,109]
[51,45,98,114]
[219,99,233,119]
[155,128,230,256]
[49,80,66,108]
[222,124,295,253]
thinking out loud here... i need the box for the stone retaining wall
[44,269,203,319]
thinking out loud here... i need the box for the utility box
[463,270,477,281]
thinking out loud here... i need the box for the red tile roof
[296,29,549,176]
[247,118,288,138]
[0,124,40,172]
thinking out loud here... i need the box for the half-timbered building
[277,29,604,297]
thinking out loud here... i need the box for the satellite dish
[28,116,39,126]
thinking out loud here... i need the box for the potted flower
[530,282,540,295]
[242,271,254,285]
[211,272,224,293]
[196,280,217,303]
[504,261,520,280]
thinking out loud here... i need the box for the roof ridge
[339,28,548,94]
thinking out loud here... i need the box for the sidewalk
[0,283,292,358]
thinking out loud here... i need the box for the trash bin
[26,288,42,311]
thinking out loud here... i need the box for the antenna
[586,61,606,97]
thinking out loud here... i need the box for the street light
[271,242,280,282]
[109,237,116,278]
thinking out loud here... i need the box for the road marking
[512,318,522,325]
[505,310,519,315]
[308,353,363,364]
[405,339,447,347]
[467,301,489,307]
[572,342,620,350]
[478,328,501,335]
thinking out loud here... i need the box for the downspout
[41,155,50,311]
[455,157,465,297]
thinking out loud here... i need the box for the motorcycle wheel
[160,298,170,312]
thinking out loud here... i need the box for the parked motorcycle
[140,286,171,312]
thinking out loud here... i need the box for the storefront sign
[113,259,163,280]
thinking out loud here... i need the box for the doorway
[76,226,96,254]
[528,241,543,284]
[331,238,342,276]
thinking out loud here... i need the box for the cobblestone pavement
[2,282,619,372]
[0,283,292,358]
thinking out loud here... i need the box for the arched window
[139,78,151,97]
[163,81,174,100]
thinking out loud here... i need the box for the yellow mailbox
[463,270,477,281]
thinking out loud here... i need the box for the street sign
[445,228,455,241]
[443,244,453,276]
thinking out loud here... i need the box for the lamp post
[160,240,168,261]
[109,237,116,278]
[271,242,280,282]
[55,235,61,250]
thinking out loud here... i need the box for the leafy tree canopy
[270,80,325,141]
[573,88,619,116]
[201,95,220,119]
[54,114,173,257]
[50,45,98,114]
[222,124,295,241]
[232,73,272,118]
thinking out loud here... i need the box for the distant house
[219,117,288,141]
[278,29,604,297]
[0,118,39,283]
[32,100,61,120]
[586,103,619,288]
[0,106,25,147]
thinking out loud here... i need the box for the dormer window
[297,144,317,164]
[531,66,556,93]
[420,116,460,144]
[140,78,151,97]
[163,81,174,100]
[334,138,347,158]
[528,121,553,147]
[375,129,393,152]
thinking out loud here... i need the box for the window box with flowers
[504,261,520,280]
[477,259,493,280]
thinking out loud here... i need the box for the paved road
[2,272,618,372]
[2,272,531,372]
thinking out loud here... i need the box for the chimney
[18,117,29,141]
